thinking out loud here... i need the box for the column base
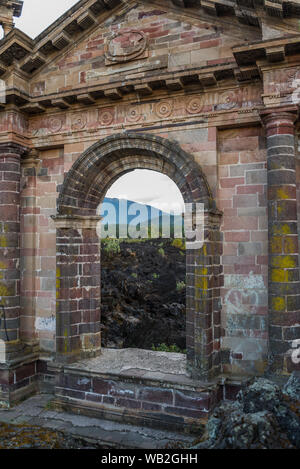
[0,340,40,408]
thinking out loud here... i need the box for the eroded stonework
[0,0,299,416]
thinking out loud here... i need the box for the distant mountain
[100,197,184,238]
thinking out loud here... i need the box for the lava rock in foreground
[192,373,300,449]
[101,239,186,350]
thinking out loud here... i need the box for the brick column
[53,215,102,363]
[0,143,27,357]
[186,210,223,380]
[261,106,300,374]
[20,150,40,344]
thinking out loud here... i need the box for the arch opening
[99,169,187,351]
[54,133,222,380]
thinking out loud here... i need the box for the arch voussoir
[58,133,213,216]
[54,132,222,380]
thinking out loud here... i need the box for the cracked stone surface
[0,394,195,449]
[63,348,209,388]
[68,348,188,375]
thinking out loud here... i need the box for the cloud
[105,169,184,214]
[14,0,79,38]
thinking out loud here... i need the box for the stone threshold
[49,348,217,391]
[49,348,249,434]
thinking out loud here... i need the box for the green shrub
[152,273,159,279]
[158,247,165,257]
[176,280,186,292]
[171,238,186,250]
[151,343,186,354]
[102,239,120,257]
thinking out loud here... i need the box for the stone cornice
[0,1,23,17]
[233,35,300,66]
[3,60,258,114]
[172,0,300,23]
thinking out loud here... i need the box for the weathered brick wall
[26,123,270,377]
[54,369,221,430]
[56,223,101,362]
[31,125,219,357]
[20,149,64,352]
[5,1,296,378]
[217,126,269,375]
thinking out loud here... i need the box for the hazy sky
[14,0,79,38]
[106,170,185,214]
[13,1,184,213]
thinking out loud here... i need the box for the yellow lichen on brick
[0,236,7,248]
[271,268,288,283]
[283,237,296,254]
[0,283,10,297]
[271,255,297,268]
[202,244,207,256]
[64,328,68,354]
[277,188,289,200]
[272,296,285,312]
[270,237,282,254]
[56,267,60,299]
[272,224,292,235]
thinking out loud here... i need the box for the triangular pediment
[29,1,262,96]
[1,0,300,112]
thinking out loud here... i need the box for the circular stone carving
[105,30,147,63]
[186,96,205,115]
[48,116,62,133]
[98,108,114,126]
[126,106,142,123]
[219,91,237,110]
[71,113,87,130]
[154,100,173,119]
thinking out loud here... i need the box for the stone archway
[54,133,223,380]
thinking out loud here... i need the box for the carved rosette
[154,100,173,119]
[218,90,237,110]
[98,108,114,126]
[71,113,87,131]
[126,106,142,123]
[48,116,63,133]
[105,30,147,64]
[186,96,205,115]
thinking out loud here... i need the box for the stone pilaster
[53,215,102,363]
[261,106,300,374]
[186,210,223,381]
[20,150,40,344]
[0,143,27,359]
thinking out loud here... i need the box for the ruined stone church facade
[0,0,299,423]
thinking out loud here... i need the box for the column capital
[21,148,40,168]
[260,105,298,126]
[0,142,29,159]
[51,214,102,230]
